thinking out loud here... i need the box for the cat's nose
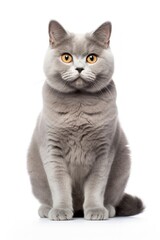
[76,68,84,73]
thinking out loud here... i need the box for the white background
[0,0,160,239]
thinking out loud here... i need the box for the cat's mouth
[61,71,96,90]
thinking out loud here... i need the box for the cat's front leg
[83,156,115,220]
[44,158,73,221]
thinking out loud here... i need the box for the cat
[27,20,144,220]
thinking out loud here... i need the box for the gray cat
[27,20,144,220]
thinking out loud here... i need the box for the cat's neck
[42,80,117,127]
[42,80,116,103]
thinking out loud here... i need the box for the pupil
[90,55,94,61]
[65,55,69,60]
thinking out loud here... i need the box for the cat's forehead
[57,33,103,56]
[72,34,89,56]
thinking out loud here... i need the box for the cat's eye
[61,53,73,63]
[86,54,98,64]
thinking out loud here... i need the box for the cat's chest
[44,91,117,165]
[51,98,110,128]
[54,105,113,166]
[57,106,98,127]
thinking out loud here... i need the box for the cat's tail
[116,193,144,216]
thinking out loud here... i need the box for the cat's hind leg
[27,136,52,218]
[105,204,116,218]
[38,205,51,218]
[104,143,131,216]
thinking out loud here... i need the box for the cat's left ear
[48,20,67,46]
[93,22,112,47]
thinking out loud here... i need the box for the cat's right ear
[48,20,67,47]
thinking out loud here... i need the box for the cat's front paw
[84,207,109,220]
[48,208,73,221]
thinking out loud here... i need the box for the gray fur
[27,20,144,221]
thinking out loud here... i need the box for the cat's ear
[93,22,112,47]
[48,20,67,46]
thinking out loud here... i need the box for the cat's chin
[69,77,89,90]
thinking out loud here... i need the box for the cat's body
[27,21,144,220]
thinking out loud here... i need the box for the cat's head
[44,20,114,93]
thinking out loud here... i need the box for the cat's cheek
[89,59,103,72]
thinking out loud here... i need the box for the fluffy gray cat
[27,20,144,220]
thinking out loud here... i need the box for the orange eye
[61,53,73,63]
[86,54,98,64]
